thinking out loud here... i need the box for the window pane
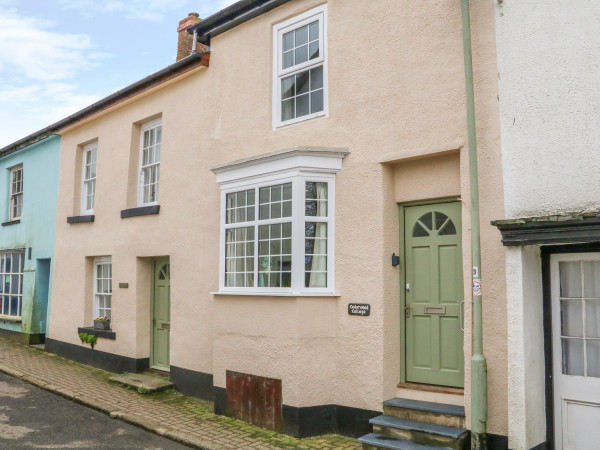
[561,299,583,337]
[282,222,292,237]
[560,261,582,298]
[587,340,600,377]
[308,21,319,41]
[282,99,294,121]
[283,31,294,51]
[295,45,308,65]
[282,76,295,99]
[562,338,584,376]
[309,41,319,60]
[296,93,309,117]
[282,200,292,217]
[283,183,292,200]
[295,25,308,46]
[296,72,309,95]
[283,51,294,69]
[584,261,600,298]
[586,300,600,338]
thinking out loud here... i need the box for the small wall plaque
[348,303,370,316]
[118,283,129,288]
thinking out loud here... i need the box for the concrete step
[383,398,465,428]
[359,433,439,450]
[370,415,469,450]
[109,373,173,394]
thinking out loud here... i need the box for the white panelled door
[552,254,600,450]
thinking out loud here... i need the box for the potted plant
[78,332,98,349]
[93,316,111,330]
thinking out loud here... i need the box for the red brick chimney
[177,12,202,61]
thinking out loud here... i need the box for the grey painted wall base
[45,338,149,373]
[0,327,44,345]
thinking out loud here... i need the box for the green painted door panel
[151,259,170,371]
[404,202,464,387]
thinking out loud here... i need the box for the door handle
[460,300,465,331]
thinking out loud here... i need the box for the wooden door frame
[398,197,460,384]
[150,256,170,370]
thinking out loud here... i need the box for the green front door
[404,202,464,387]
[151,258,170,371]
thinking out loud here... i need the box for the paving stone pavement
[0,338,361,449]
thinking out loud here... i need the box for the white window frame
[213,148,347,296]
[138,118,162,207]
[9,165,23,221]
[81,142,97,215]
[93,256,112,323]
[272,4,328,129]
[0,250,25,318]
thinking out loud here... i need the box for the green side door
[151,258,170,371]
[404,202,464,387]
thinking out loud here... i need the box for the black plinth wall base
[45,338,149,373]
[170,366,214,401]
[212,385,379,438]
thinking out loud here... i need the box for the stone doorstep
[109,373,174,393]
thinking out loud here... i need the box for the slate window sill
[121,205,160,219]
[2,220,20,227]
[67,215,95,224]
[78,327,116,340]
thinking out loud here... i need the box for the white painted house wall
[495,0,600,218]
[495,1,600,448]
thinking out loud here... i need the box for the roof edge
[0,52,208,158]
[188,0,293,43]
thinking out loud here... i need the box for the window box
[77,327,116,340]
[94,319,111,330]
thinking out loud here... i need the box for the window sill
[121,205,160,219]
[274,111,327,130]
[0,315,22,322]
[67,215,95,224]
[212,291,340,297]
[78,327,116,340]
[2,219,20,227]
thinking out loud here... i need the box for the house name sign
[348,303,370,316]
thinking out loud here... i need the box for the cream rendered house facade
[46,0,509,446]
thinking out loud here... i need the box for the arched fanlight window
[413,212,457,237]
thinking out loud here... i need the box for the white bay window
[213,147,348,295]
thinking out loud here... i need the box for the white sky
[0,0,237,148]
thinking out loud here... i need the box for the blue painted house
[0,135,61,344]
